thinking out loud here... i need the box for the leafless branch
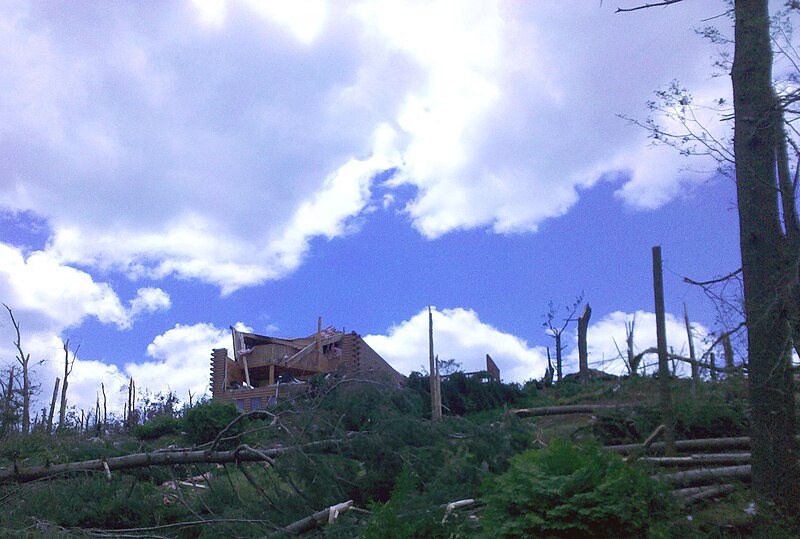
[616,0,685,13]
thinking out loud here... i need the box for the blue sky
[0,1,760,414]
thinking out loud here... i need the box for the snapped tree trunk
[577,303,591,375]
[47,378,60,435]
[554,333,563,381]
[683,304,699,383]
[733,0,800,518]
[652,246,676,457]
[58,340,76,431]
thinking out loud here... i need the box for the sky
[0,0,769,417]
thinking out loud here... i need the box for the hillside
[0,373,777,537]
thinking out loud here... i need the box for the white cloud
[0,1,731,293]
[0,321,250,418]
[0,243,171,332]
[365,307,548,383]
[129,287,171,317]
[122,323,232,405]
[565,310,711,377]
[0,243,128,330]
[365,307,713,385]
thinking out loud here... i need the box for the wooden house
[210,326,405,411]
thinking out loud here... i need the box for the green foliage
[480,439,673,538]
[133,414,183,440]
[362,467,422,538]
[408,371,522,417]
[2,474,181,531]
[183,400,243,446]
[591,378,749,444]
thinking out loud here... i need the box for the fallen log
[441,498,478,524]
[512,404,635,418]
[673,484,736,505]
[607,434,800,455]
[0,441,336,484]
[655,465,750,487]
[624,424,665,463]
[280,500,354,535]
[639,453,751,466]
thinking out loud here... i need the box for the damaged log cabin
[210,326,405,411]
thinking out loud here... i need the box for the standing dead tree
[683,303,699,383]
[618,0,800,521]
[58,339,77,431]
[543,293,584,381]
[46,377,60,434]
[4,305,33,434]
[0,366,17,435]
[577,303,592,376]
[652,246,676,457]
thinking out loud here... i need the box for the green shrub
[408,371,522,417]
[590,379,749,444]
[183,400,243,446]
[133,414,183,440]
[480,439,673,538]
[7,474,180,530]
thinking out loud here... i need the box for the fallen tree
[512,404,635,418]
[639,453,751,467]
[0,441,337,484]
[673,484,737,505]
[606,434,800,455]
[280,500,355,536]
[656,465,751,488]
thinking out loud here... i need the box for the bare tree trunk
[94,395,100,435]
[2,366,15,433]
[428,307,442,421]
[722,333,735,371]
[577,303,591,375]
[126,377,136,430]
[58,340,76,431]
[684,304,699,383]
[708,353,718,381]
[47,378,60,435]
[733,0,800,519]
[554,332,563,380]
[652,246,676,457]
[626,316,639,376]
[101,383,107,433]
[4,305,32,434]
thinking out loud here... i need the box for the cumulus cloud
[124,322,236,404]
[0,321,251,417]
[0,243,171,333]
[0,243,132,330]
[565,310,711,376]
[129,287,171,317]
[365,307,712,385]
[0,1,730,293]
[365,307,548,383]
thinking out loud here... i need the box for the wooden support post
[316,316,322,370]
[577,303,591,376]
[269,365,275,386]
[47,377,60,434]
[652,246,676,456]
[242,354,252,389]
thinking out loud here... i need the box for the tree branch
[616,0,685,13]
